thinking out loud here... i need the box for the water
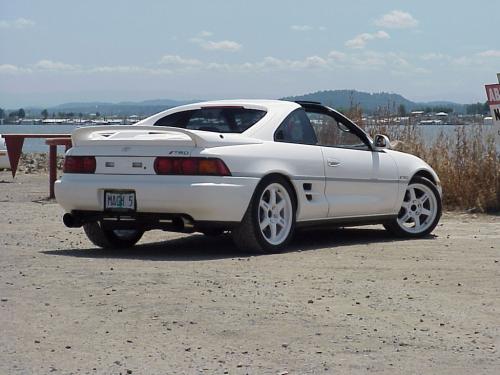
[0,124,81,153]
[0,123,497,153]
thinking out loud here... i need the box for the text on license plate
[104,191,136,210]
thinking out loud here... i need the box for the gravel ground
[0,171,499,375]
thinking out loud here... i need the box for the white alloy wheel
[258,183,293,245]
[396,182,438,234]
[232,176,296,253]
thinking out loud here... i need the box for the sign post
[485,82,500,146]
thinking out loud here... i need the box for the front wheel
[384,176,442,237]
[232,176,296,253]
[83,222,144,249]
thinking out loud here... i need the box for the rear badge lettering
[169,151,189,156]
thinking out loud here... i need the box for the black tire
[232,175,296,253]
[384,176,442,237]
[83,222,144,249]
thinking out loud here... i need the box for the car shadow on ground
[41,226,436,261]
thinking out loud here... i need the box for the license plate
[104,191,136,211]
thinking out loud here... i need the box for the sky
[0,0,499,108]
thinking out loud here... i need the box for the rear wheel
[232,176,296,253]
[384,176,441,237]
[83,222,144,249]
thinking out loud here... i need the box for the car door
[305,108,399,218]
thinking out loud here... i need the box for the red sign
[485,84,500,105]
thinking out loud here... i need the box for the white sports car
[55,100,442,253]
[0,135,11,170]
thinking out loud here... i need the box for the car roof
[137,100,301,137]
[155,99,299,113]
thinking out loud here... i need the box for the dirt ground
[0,171,499,375]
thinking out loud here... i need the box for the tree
[0,108,4,119]
[18,108,26,118]
[41,109,49,119]
[397,104,407,117]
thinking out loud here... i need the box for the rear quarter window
[154,107,266,133]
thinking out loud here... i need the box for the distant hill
[282,90,467,114]
[46,98,193,116]
[12,90,473,117]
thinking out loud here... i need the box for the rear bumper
[55,174,259,223]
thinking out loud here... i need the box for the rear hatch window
[154,107,266,133]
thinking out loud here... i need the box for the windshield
[153,107,267,133]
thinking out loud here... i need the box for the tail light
[63,156,96,174]
[154,157,231,176]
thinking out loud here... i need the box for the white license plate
[104,191,136,211]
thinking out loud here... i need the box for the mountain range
[14,90,480,117]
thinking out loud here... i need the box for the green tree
[18,108,26,118]
[41,109,49,119]
[0,108,4,119]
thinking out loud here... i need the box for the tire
[384,176,442,237]
[83,222,144,249]
[232,175,296,253]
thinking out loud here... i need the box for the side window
[274,109,318,145]
[306,111,369,150]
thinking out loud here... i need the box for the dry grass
[363,122,500,212]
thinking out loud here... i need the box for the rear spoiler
[71,125,263,147]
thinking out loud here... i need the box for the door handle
[327,159,341,167]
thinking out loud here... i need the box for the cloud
[159,55,203,67]
[33,60,81,71]
[291,25,327,32]
[375,10,418,29]
[420,53,449,61]
[198,30,213,38]
[345,31,390,49]
[189,32,242,52]
[90,65,161,74]
[1,49,476,79]
[0,64,32,74]
[201,40,242,51]
[291,25,313,32]
[0,17,35,29]
[328,50,347,60]
[477,50,500,58]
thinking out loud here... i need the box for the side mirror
[373,134,391,150]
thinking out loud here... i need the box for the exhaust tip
[63,213,82,228]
